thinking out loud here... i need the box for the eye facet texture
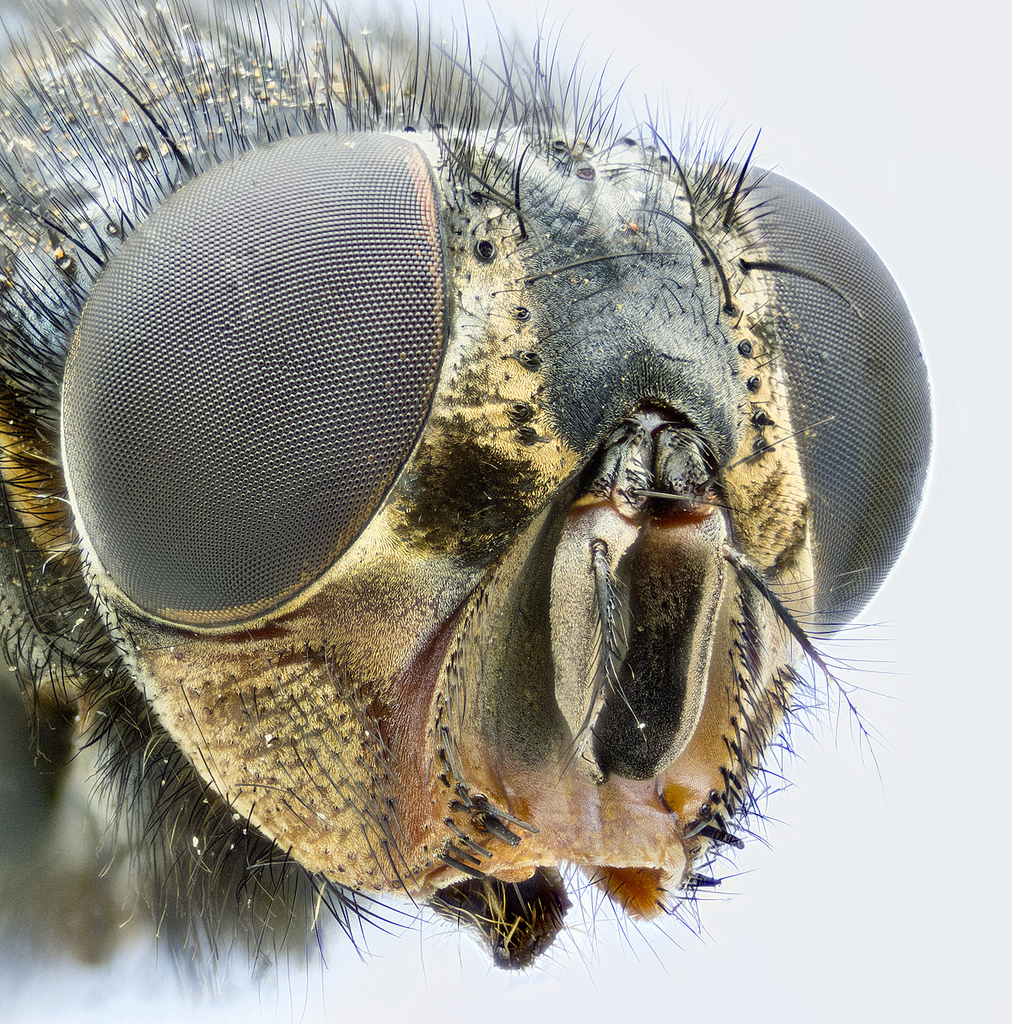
[62,132,446,625]
[747,172,931,624]
[0,0,932,974]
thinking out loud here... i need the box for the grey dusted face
[0,4,929,971]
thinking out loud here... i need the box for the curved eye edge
[62,132,448,628]
[746,170,932,625]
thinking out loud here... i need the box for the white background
[3,0,1007,1021]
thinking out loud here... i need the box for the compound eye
[62,133,446,626]
[748,172,931,624]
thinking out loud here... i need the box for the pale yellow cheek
[135,642,409,889]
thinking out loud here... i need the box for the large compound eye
[62,133,446,626]
[748,172,931,624]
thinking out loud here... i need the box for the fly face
[0,2,930,970]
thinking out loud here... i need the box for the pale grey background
[2,0,1006,1021]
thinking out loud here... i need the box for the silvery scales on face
[0,0,929,971]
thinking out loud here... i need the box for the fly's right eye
[62,132,447,627]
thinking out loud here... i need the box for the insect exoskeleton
[0,1,930,969]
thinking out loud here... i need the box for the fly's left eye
[61,133,446,626]
[744,171,931,623]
